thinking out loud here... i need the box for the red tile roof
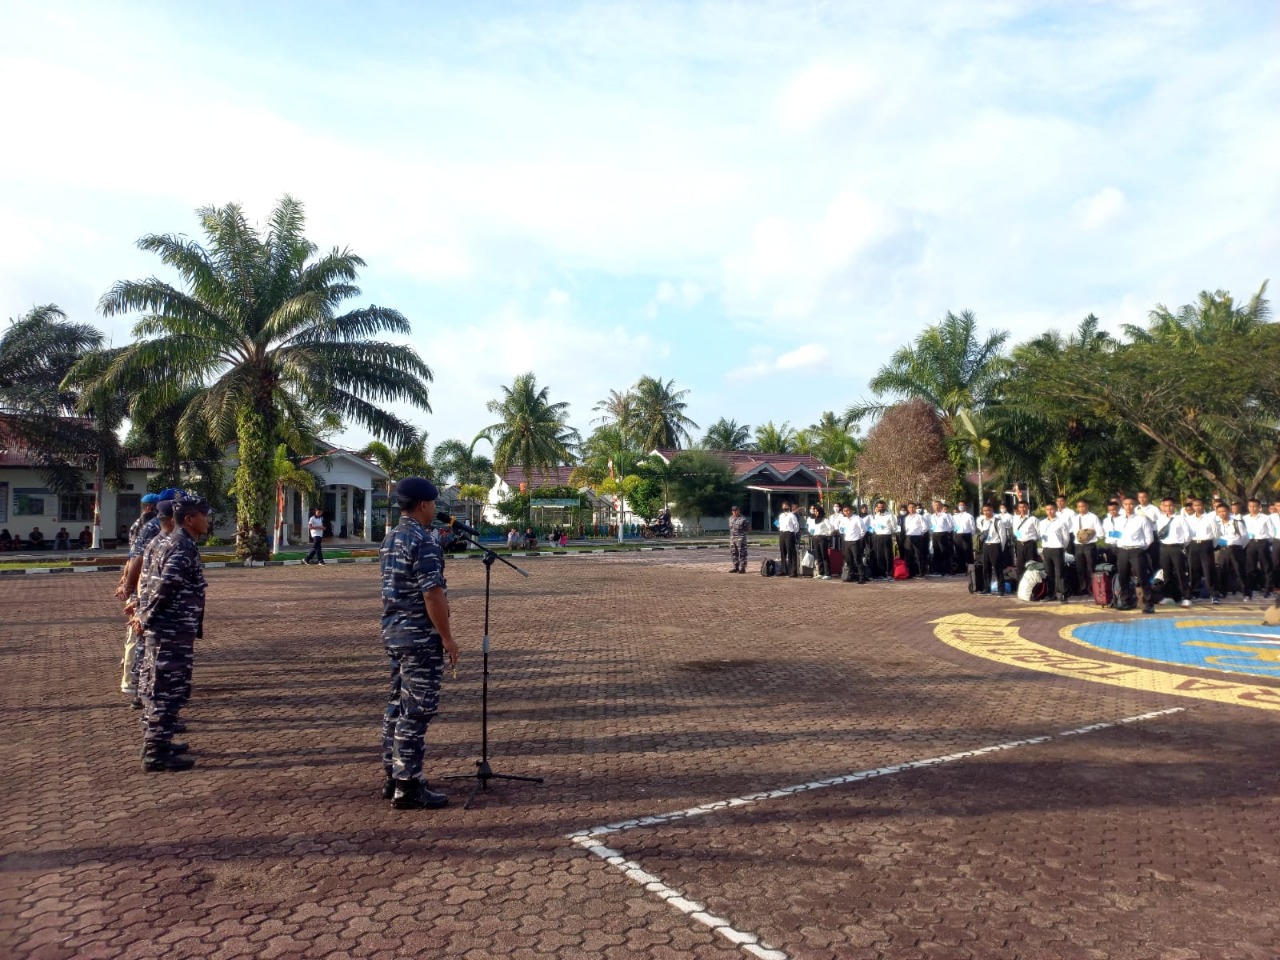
[498,465,578,488]
[652,449,840,482]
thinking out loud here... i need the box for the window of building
[13,488,52,516]
[59,493,96,522]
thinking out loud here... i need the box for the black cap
[174,495,211,520]
[157,499,177,518]
[396,477,438,502]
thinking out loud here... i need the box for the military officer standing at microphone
[380,477,460,810]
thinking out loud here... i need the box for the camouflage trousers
[382,642,444,782]
[140,631,194,746]
[730,537,748,569]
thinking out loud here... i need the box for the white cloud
[1075,187,1128,231]
[777,61,878,131]
[726,342,828,381]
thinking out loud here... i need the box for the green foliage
[493,485,584,524]
[702,417,753,451]
[753,420,797,454]
[630,376,699,450]
[664,450,747,518]
[432,435,494,486]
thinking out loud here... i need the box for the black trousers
[842,539,866,581]
[1116,547,1150,608]
[811,535,830,577]
[907,535,928,577]
[1188,541,1216,598]
[1244,540,1272,595]
[872,534,895,579]
[1073,544,1096,595]
[1216,544,1247,597]
[930,533,952,575]
[954,533,973,572]
[779,531,798,577]
[1014,540,1039,583]
[1042,547,1067,599]
[306,534,324,563]
[980,542,1003,594]
[1159,543,1190,602]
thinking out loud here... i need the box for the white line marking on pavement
[568,706,1185,960]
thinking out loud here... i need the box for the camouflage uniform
[137,526,205,749]
[728,513,750,572]
[134,524,173,715]
[120,511,159,694]
[379,516,447,783]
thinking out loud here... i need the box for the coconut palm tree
[1123,283,1270,348]
[846,309,1009,433]
[360,429,433,529]
[483,372,579,490]
[631,375,699,450]
[702,417,753,451]
[753,420,797,454]
[431,435,495,487]
[90,196,432,559]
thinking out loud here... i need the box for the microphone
[436,511,480,538]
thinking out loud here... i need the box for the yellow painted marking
[932,614,1280,712]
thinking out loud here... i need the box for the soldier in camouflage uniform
[130,497,179,723]
[379,477,460,810]
[115,493,159,701]
[137,495,210,772]
[727,504,750,573]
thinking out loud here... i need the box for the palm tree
[951,409,992,507]
[631,375,699,450]
[1123,283,1270,348]
[360,429,433,529]
[483,372,579,490]
[847,309,1009,433]
[593,388,637,433]
[702,417,753,451]
[271,444,318,554]
[0,305,108,492]
[91,196,432,559]
[753,420,797,454]
[431,435,495,487]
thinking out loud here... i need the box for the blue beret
[141,493,160,504]
[396,477,438,502]
[158,487,182,502]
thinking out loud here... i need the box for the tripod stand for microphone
[444,532,543,809]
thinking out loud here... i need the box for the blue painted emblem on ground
[1071,617,1280,679]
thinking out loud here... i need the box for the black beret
[396,477,438,502]
[157,499,177,518]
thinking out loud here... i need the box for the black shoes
[382,777,396,800]
[142,742,195,772]
[391,779,449,809]
[130,697,143,710]
[172,721,187,734]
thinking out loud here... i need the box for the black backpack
[760,558,777,577]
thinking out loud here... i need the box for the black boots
[142,742,195,772]
[391,779,449,809]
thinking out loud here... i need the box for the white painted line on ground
[568,706,1185,960]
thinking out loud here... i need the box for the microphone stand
[442,528,543,808]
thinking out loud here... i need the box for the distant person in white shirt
[929,500,954,576]
[1038,502,1073,602]
[1099,499,1124,567]
[1135,490,1161,571]
[837,504,867,583]
[1187,499,1219,602]
[1155,497,1194,607]
[1010,501,1040,583]
[1242,499,1273,598]
[1214,501,1249,601]
[305,507,327,565]
[976,504,1010,595]
[1070,499,1102,596]
[807,504,833,580]
[868,500,898,581]
[1270,503,1280,597]
[901,503,929,578]
[952,501,975,573]
[1114,495,1156,614]
[777,501,800,578]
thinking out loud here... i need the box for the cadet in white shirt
[807,504,833,580]
[901,503,929,578]
[976,504,1010,595]
[1270,503,1280,596]
[1135,491,1161,572]
[1070,499,1102,597]
[1114,496,1156,613]
[1156,497,1193,607]
[1187,499,1219,602]
[1039,503,1073,602]
[952,501,975,573]
[1010,501,1040,584]
[1099,500,1124,567]
[1242,499,1273,598]
[867,500,897,581]
[836,505,867,583]
[777,501,800,578]
[1214,501,1249,600]
[929,501,954,576]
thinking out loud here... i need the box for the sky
[2,0,1278,455]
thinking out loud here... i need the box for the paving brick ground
[2,551,1277,959]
